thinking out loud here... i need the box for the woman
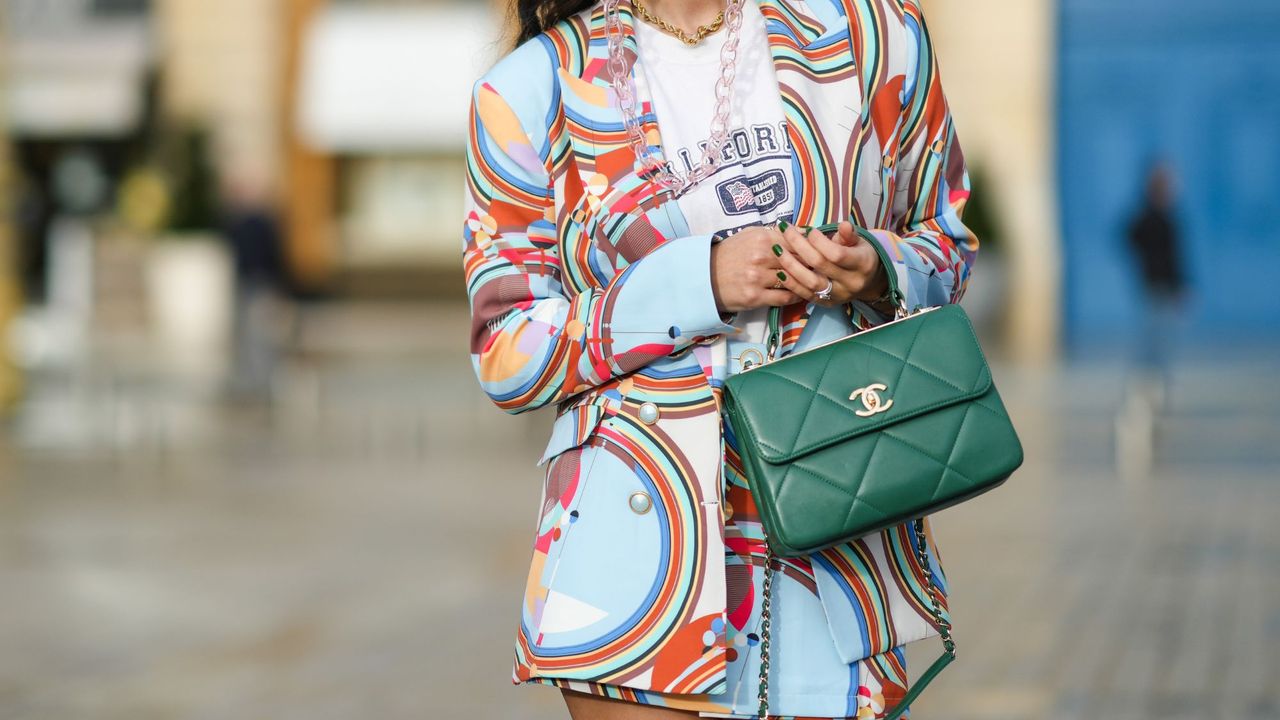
[462,0,977,717]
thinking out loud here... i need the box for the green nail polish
[776,271,787,282]
[777,220,789,232]
[771,244,783,256]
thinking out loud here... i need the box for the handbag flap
[723,305,993,464]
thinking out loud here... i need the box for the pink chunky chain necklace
[604,0,747,194]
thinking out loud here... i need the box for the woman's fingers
[770,251,824,300]
[778,258,832,304]
[831,223,886,283]
[833,221,860,247]
[734,223,859,309]
[760,288,805,307]
[805,226,861,270]
[780,225,842,278]
[777,224,818,267]
[789,223,886,295]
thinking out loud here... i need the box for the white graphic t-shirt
[633,0,794,355]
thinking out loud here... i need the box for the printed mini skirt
[521,337,914,718]
[523,481,913,718]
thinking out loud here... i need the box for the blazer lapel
[759,0,862,352]
[574,1,696,240]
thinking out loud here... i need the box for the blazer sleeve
[860,0,979,314]
[463,78,736,415]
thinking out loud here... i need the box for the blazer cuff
[603,233,738,349]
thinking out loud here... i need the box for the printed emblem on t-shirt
[716,169,789,216]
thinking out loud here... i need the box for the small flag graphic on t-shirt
[716,170,788,216]
[726,181,755,211]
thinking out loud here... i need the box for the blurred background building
[0,1,1277,719]
[1,0,499,389]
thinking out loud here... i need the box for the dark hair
[512,0,596,46]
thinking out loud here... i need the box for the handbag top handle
[765,222,908,362]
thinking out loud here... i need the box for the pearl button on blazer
[462,0,977,695]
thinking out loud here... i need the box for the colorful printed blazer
[463,0,978,695]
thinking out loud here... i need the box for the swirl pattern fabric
[462,0,976,713]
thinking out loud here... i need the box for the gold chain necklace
[632,0,726,47]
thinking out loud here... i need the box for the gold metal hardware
[632,0,726,46]
[849,383,894,417]
[738,347,764,370]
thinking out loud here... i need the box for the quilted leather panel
[725,306,991,463]
[722,305,1023,557]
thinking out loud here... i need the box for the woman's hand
[710,226,806,314]
[773,221,890,307]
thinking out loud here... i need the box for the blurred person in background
[1126,162,1187,399]
[463,0,977,718]
[1115,161,1189,478]
[221,167,289,402]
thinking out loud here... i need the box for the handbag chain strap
[755,518,955,720]
[755,542,775,718]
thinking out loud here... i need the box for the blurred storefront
[286,0,499,294]
[0,0,505,406]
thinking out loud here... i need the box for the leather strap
[881,651,954,720]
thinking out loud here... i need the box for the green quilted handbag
[721,223,1024,720]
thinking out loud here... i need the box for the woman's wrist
[854,259,892,303]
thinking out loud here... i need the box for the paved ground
[0,301,1277,720]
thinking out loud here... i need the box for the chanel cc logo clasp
[849,383,894,418]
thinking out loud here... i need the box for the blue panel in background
[1058,0,1280,357]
